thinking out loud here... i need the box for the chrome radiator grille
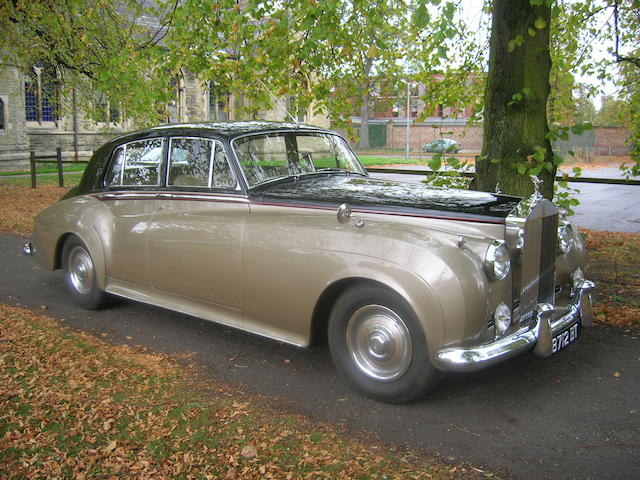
[508,198,559,324]
[538,213,558,305]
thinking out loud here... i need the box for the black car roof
[71,121,337,196]
[108,121,330,145]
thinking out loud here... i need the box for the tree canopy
[1,0,638,190]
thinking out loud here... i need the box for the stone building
[0,64,330,171]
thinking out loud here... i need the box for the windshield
[232,132,367,187]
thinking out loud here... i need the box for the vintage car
[25,122,594,403]
[422,138,460,154]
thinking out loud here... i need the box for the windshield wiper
[313,168,367,176]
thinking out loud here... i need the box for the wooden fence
[29,147,89,188]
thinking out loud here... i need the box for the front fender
[32,196,108,290]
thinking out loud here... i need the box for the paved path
[2,233,639,480]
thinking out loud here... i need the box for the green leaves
[428,153,443,172]
[508,35,524,52]
[413,3,431,29]
[570,122,593,135]
[534,17,547,30]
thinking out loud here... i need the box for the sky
[456,0,618,107]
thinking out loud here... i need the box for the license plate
[552,322,579,354]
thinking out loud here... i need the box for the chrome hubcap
[346,305,413,382]
[67,246,94,295]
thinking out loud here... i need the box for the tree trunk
[474,0,554,199]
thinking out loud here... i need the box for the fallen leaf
[613,371,622,378]
[241,445,257,458]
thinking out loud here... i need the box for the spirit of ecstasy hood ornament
[530,175,543,201]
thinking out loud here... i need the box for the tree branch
[614,0,640,68]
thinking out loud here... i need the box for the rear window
[105,138,165,187]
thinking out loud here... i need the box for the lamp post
[400,79,411,162]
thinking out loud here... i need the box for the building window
[209,82,229,121]
[24,65,59,124]
[167,72,186,123]
[95,91,121,124]
[0,97,6,132]
[286,96,306,123]
[109,107,120,123]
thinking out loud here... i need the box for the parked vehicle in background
[422,138,460,153]
[25,121,594,403]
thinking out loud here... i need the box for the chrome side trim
[435,280,595,372]
[92,191,250,204]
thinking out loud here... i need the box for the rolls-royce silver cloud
[25,122,594,403]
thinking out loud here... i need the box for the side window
[168,137,213,187]
[105,147,124,187]
[0,97,6,133]
[211,144,237,189]
[122,138,164,186]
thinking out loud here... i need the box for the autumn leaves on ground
[2,304,472,480]
[1,183,638,480]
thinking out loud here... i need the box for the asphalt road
[2,233,639,479]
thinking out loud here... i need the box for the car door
[99,137,165,286]
[147,136,247,309]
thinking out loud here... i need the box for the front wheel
[328,284,443,403]
[61,236,106,309]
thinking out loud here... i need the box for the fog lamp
[494,302,512,335]
[571,268,585,296]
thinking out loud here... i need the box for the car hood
[251,174,521,222]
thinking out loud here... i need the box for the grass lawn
[0,163,87,176]
[0,173,83,188]
[357,155,426,166]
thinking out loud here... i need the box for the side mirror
[337,203,352,224]
[337,203,364,228]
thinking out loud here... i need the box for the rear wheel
[328,284,443,403]
[61,236,106,309]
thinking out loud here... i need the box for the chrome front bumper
[435,280,595,373]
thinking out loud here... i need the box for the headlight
[558,223,574,254]
[494,302,512,335]
[484,240,511,280]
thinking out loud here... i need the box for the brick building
[345,79,631,155]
